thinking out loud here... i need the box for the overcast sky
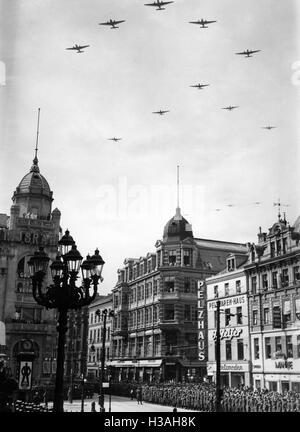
[1,0,299,294]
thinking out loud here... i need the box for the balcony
[5,319,56,334]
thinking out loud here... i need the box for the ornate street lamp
[28,230,105,412]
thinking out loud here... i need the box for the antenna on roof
[34,108,41,161]
[177,165,180,209]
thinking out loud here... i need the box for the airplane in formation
[262,125,276,130]
[153,110,169,115]
[189,19,217,28]
[222,106,239,111]
[145,1,174,11]
[66,44,90,53]
[190,83,210,90]
[108,137,122,142]
[236,49,261,58]
[99,19,126,29]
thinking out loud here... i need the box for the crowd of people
[140,382,300,412]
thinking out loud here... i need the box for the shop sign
[197,280,206,361]
[212,328,242,340]
[208,295,246,310]
[275,360,293,370]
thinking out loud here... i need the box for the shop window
[265,337,271,359]
[269,381,277,392]
[254,338,260,359]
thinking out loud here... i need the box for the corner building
[0,155,61,385]
[109,206,247,383]
[245,214,300,393]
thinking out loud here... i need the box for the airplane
[222,106,239,111]
[254,202,261,205]
[226,204,234,207]
[108,137,122,142]
[262,126,276,130]
[215,208,221,212]
[66,44,90,53]
[99,19,125,29]
[152,110,169,115]
[144,1,174,11]
[189,19,217,28]
[236,49,261,58]
[190,83,210,90]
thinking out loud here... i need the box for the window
[270,241,275,258]
[283,300,291,324]
[145,308,149,324]
[272,272,278,289]
[265,337,271,359]
[214,310,218,327]
[276,239,281,255]
[226,340,232,360]
[154,335,161,355]
[236,280,241,294]
[225,308,231,326]
[164,276,175,293]
[114,294,119,308]
[214,285,219,298]
[263,307,270,325]
[153,280,158,296]
[145,336,151,356]
[184,304,191,321]
[286,336,293,358]
[262,274,268,290]
[237,339,244,360]
[237,306,243,324]
[297,335,300,358]
[251,276,257,294]
[281,269,289,287]
[168,250,177,266]
[293,266,300,283]
[252,310,258,326]
[184,278,191,293]
[17,257,26,278]
[227,258,235,271]
[254,338,260,359]
[273,306,282,328]
[282,238,287,254]
[183,250,192,266]
[90,313,93,324]
[164,304,175,321]
[225,283,229,296]
[275,336,282,353]
[133,288,136,302]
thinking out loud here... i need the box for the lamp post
[28,230,105,413]
[97,308,114,412]
[215,299,221,412]
[80,374,87,412]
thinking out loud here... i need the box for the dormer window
[227,258,235,272]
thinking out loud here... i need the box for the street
[48,394,192,412]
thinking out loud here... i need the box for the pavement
[48,394,193,412]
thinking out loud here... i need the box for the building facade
[86,294,113,381]
[206,251,250,387]
[109,206,247,383]
[245,214,300,393]
[0,154,61,387]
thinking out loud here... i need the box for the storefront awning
[106,359,162,368]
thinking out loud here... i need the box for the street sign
[102,382,110,388]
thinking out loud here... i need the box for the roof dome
[15,157,52,197]
[163,207,193,241]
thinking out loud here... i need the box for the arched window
[17,257,25,278]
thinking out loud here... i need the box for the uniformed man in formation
[141,382,300,412]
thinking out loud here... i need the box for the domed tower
[163,206,193,242]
